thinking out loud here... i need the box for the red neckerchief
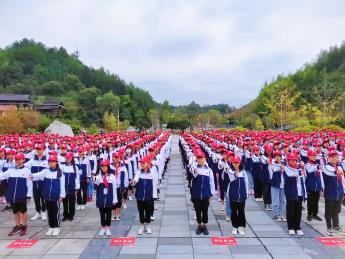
[115,163,119,177]
[103,174,109,189]
[335,165,342,184]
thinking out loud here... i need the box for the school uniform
[110,163,129,209]
[0,159,15,201]
[284,165,307,232]
[61,164,80,220]
[269,161,286,218]
[93,173,118,227]
[87,154,97,201]
[134,168,158,224]
[322,164,345,230]
[260,155,272,206]
[75,156,91,206]
[25,155,48,213]
[0,166,33,214]
[218,158,228,202]
[243,150,254,192]
[32,168,66,229]
[191,164,216,225]
[251,155,262,199]
[228,169,249,229]
[305,162,324,218]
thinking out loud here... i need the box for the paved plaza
[1,135,345,258]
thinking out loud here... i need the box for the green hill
[229,42,345,130]
[0,39,155,129]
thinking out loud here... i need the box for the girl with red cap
[131,155,158,235]
[31,155,66,236]
[93,160,118,236]
[75,147,91,210]
[228,156,249,236]
[0,153,32,236]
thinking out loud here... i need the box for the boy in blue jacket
[191,152,215,235]
[0,153,32,236]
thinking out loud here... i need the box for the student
[25,144,48,221]
[223,151,233,222]
[31,156,65,236]
[61,152,80,221]
[110,152,129,221]
[0,153,32,236]
[191,152,216,235]
[0,149,16,211]
[86,145,97,202]
[261,145,273,211]
[305,150,324,221]
[131,156,158,235]
[75,147,91,210]
[284,153,307,236]
[251,146,263,201]
[269,150,286,222]
[218,150,228,211]
[322,150,345,236]
[93,160,118,236]
[228,156,249,235]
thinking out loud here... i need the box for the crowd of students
[0,131,171,237]
[180,130,345,237]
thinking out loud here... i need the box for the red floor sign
[315,237,345,246]
[211,237,237,246]
[110,237,136,246]
[7,240,38,248]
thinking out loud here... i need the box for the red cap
[140,156,152,164]
[328,150,338,157]
[112,152,121,158]
[49,150,58,156]
[48,156,58,162]
[77,147,84,153]
[196,152,205,158]
[100,160,110,166]
[232,156,241,163]
[36,144,45,150]
[65,152,74,160]
[287,153,298,161]
[307,150,317,157]
[274,150,282,156]
[14,153,25,160]
[6,149,16,155]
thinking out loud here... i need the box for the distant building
[35,100,65,116]
[0,94,31,106]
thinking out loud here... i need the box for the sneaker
[111,215,116,221]
[334,227,345,235]
[281,217,287,222]
[255,198,263,202]
[31,212,41,221]
[274,215,279,220]
[8,225,21,236]
[238,227,245,236]
[105,228,111,236]
[327,228,334,236]
[203,226,209,235]
[137,227,145,235]
[296,230,304,236]
[19,225,28,236]
[232,228,238,235]
[52,228,60,236]
[46,228,54,236]
[80,205,85,210]
[288,229,295,235]
[218,198,222,202]
[115,216,120,221]
[99,228,106,236]
[128,196,133,201]
[76,205,81,210]
[122,203,128,209]
[194,214,197,220]
[225,216,231,222]
[221,205,225,211]
[307,215,312,221]
[277,217,282,222]
[312,215,322,221]
[146,226,152,234]
[196,225,203,235]
[41,211,47,221]
[150,216,155,221]
[266,205,272,211]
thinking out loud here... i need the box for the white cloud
[0,0,344,106]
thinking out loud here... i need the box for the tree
[64,74,85,91]
[255,119,264,131]
[148,108,160,130]
[159,100,171,128]
[183,101,200,131]
[18,107,39,130]
[96,91,120,115]
[103,112,117,131]
[205,109,222,126]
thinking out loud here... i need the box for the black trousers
[137,200,154,224]
[261,181,271,205]
[230,200,246,228]
[99,208,112,227]
[253,177,262,198]
[45,200,60,228]
[77,181,88,205]
[192,199,209,224]
[325,199,342,229]
[63,194,76,219]
[307,192,320,216]
[286,197,303,231]
[33,189,46,212]
[0,181,7,196]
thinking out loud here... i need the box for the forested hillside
[0,39,155,130]
[229,42,345,131]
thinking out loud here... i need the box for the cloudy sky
[1,0,345,106]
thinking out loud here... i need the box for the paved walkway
[1,135,345,258]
